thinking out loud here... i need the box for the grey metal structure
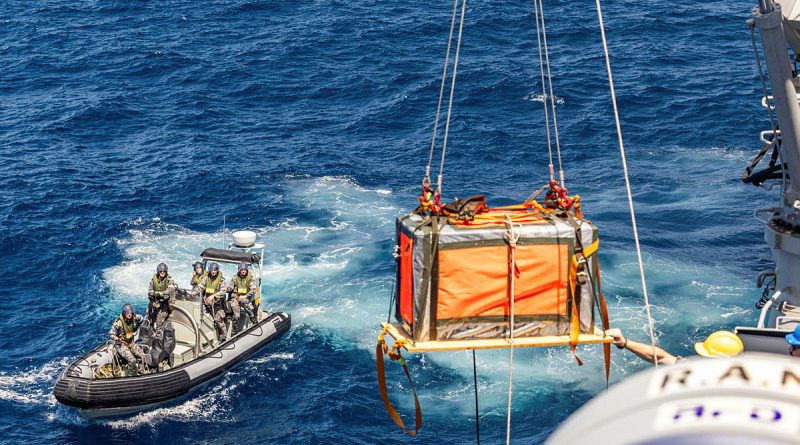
[738,0,800,348]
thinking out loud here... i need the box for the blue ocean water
[0,0,775,443]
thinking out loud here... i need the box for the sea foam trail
[0,358,66,407]
[99,175,758,414]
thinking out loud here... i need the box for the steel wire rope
[536,0,566,187]
[472,350,480,445]
[533,0,555,181]
[749,25,787,202]
[593,0,660,365]
[425,0,461,185]
[436,0,468,195]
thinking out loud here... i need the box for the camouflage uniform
[190,271,206,288]
[147,273,176,329]
[227,272,259,333]
[199,272,228,341]
[108,314,145,364]
[189,271,207,302]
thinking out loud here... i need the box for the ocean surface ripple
[0,0,772,443]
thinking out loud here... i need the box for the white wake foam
[91,175,760,414]
[0,358,67,407]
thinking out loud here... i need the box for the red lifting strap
[376,341,423,436]
[594,259,612,389]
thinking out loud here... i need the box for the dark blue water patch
[0,0,780,442]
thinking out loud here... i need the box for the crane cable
[593,0,660,365]
[424,0,461,186]
[532,0,555,181]
[534,0,566,187]
[437,0,468,197]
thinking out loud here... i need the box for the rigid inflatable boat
[53,232,291,419]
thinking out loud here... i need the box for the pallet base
[381,322,613,353]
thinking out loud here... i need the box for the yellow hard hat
[694,330,743,358]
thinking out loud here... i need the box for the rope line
[425,0,461,185]
[437,0,468,195]
[536,0,566,188]
[593,0,659,366]
[532,0,555,181]
[504,215,520,445]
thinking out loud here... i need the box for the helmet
[121,304,134,317]
[694,330,743,358]
[208,262,220,273]
[193,262,204,271]
[786,325,800,346]
[157,263,168,273]
[238,262,248,272]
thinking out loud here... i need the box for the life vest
[118,315,138,343]
[191,272,207,287]
[151,274,170,292]
[232,274,253,296]
[205,273,223,296]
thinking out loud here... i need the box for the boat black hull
[53,312,290,416]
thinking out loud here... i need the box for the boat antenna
[221,216,226,248]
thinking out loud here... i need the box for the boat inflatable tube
[54,312,290,412]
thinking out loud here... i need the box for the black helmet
[157,263,168,273]
[209,262,220,272]
[122,304,134,317]
[238,262,248,272]
[193,262,204,271]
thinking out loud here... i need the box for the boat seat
[735,326,791,354]
[776,316,800,331]
[170,342,194,367]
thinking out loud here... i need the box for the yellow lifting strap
[376,328,423,436]
[567,238,600,366]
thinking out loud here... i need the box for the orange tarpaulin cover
[436,244,569,319]
[399,232,414,325]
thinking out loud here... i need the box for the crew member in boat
[785,325,800,358]
[147,262,176,329]
[197,262,229,342]
[109,304,145,365]
[606,329,743,365]
[190,262,206,288]
[227,262,259,332]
